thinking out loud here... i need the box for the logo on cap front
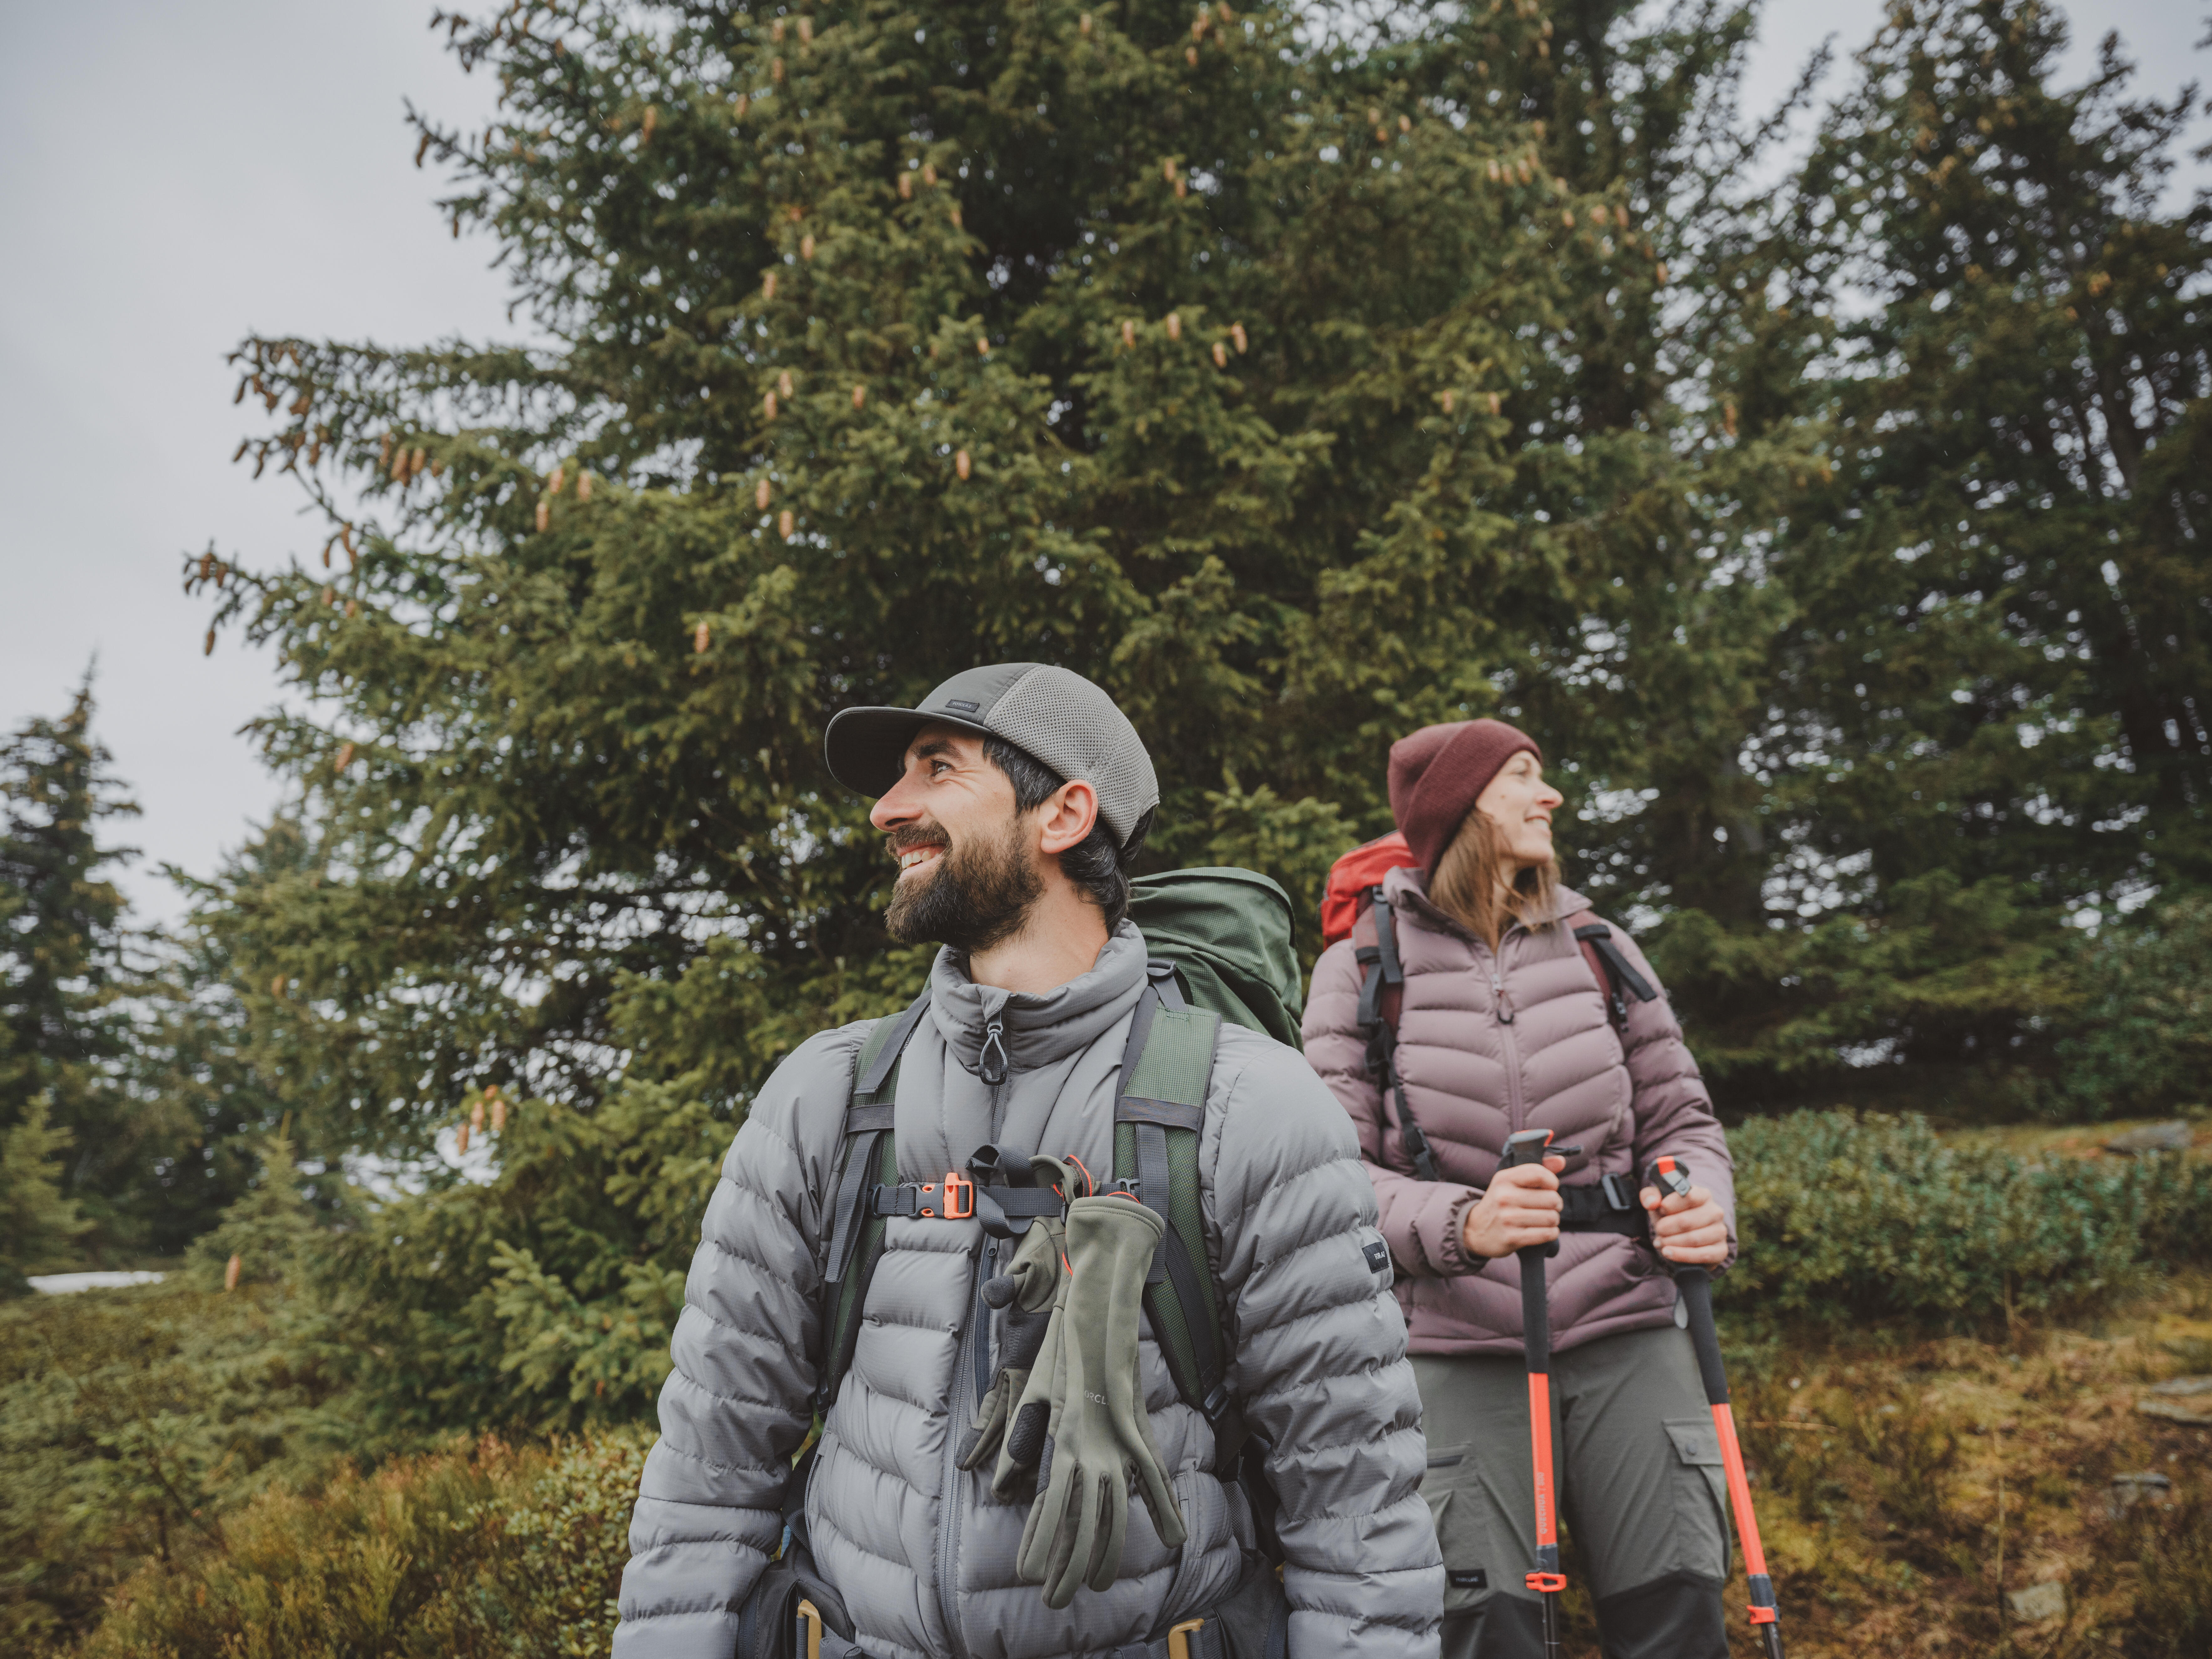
[945,698,980,712]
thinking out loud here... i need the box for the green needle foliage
[163,0,2209,1426]
[1681,0,2212,1102]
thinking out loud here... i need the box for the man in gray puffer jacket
[616,663,1442,1659]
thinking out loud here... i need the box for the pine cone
[764,391,778,420]
[899,171,913,199]
[536,500,550,532]
[1212,342,1227,367]
[852,384,866,409]
[801,233,816,260]
[735,93,750,118]
[763,270,778,300]
[1080,11,1093,31]
[335,742,355,772]
[225,1254,242,1292]
[471,1096,486,1133]
[756,478,773,510]
[780,508,796,538]
[922,162,937,186]
[550,464,566,495]
[641,105,658,144]
[204,628,217,657]
[490,1091,507,1132]
[1122,319,1136,347]
[695,619,711,653]
[456,1122,472,1155]
[778,370,794,398]
[955,449,971,480]
[1230,322,1247,353]
[1165,312,1181,339]
[577,472,592,501]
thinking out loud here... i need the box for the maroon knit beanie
[1388,719,1544,879]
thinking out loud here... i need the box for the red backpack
[1318,835,1656,1186]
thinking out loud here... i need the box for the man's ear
[1034,778,1099,857]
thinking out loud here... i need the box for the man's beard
[884,815,1042,953]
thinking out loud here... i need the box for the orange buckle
[1167,1617,1206,1659]
[1526,1572,1568,1594]
[795,1597,823,1659]
[942,1170,975,1220]
[1749,1606,1779,1625]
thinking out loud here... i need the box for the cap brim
[823,705,997,799]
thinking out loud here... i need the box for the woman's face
[1474,750,1564,870]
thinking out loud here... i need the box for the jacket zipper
[1493,939,1525,1133]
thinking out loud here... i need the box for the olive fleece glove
[957,1198,1067,1475]
[1014,1194,1188,1608]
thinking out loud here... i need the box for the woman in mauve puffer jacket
[1303,718,1741,1659]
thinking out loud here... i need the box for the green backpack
[816,868,1302,1532]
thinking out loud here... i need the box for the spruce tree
[191,0,1803,1420]
[0,682,146,1249]
[1677,0,2212,1105]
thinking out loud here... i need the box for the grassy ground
[1608,1270,2212,1657]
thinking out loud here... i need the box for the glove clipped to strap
[1014,1194,1188,1609]
[957,1163,1073,1475]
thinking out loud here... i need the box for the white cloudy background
[1,0,2203,926]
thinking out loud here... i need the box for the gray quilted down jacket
[617,922,1442,1659]
[1303,869,1736,1357]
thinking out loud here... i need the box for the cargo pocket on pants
[1424,1443,1495,1611]
[1662,1417,1731,1583]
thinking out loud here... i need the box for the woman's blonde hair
[1428,806,1559,949]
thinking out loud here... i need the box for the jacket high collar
[926,919,1149,1076]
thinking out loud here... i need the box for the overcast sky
[1,0,2203,929]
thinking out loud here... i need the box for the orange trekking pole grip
[1646,1155,1784,1659]
[1502,1127,1578,1659]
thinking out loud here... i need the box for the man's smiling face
[869,724,1042,951]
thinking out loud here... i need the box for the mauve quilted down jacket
[1302,867,1737,1357]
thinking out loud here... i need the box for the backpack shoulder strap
[817,990,930,1413]
[1352,891,1441,1184]
[1564,911,1658,1031]
[1112,962,1231,1425]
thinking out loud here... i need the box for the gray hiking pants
[1414,1324,1731,1659]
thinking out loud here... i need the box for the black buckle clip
[1600,1172,1635,1213]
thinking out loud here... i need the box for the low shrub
[1722,1111,2212,1332]
[78,1428,650,1659]
[0,1277,347,1648]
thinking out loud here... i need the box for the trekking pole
[1502,1127,1579,1659]
[1645,1155,1784,1659]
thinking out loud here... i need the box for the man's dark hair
[984,735,1135,932]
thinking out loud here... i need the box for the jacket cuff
[1434,1187,1482,1276]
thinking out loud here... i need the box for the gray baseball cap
[824,663,1159,854]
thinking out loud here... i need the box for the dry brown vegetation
[1544,1269,2212,1656]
